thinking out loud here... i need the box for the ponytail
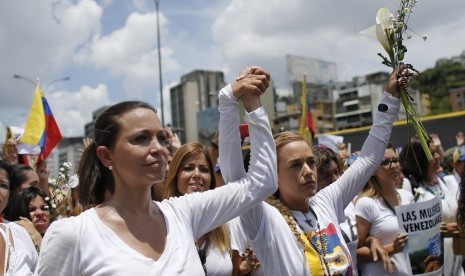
[78,142,114,209]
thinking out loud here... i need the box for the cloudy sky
[1,0,464,138]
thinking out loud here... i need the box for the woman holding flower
[36,66,276,275]
[219,66,403,275]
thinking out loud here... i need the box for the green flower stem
[399,90,433,161]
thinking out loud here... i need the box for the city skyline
[1,0,464,138]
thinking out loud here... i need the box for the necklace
[294,207,331,275]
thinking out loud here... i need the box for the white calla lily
[360,7,393,59]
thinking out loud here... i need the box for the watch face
[378,103,388,112]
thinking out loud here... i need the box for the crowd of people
[1,65,465,275]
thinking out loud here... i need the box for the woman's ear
[96,146,112,168]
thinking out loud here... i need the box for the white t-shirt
[36,87,278,276]
[1,221,38,276]
[339,202,359,276]
[229,218,264,276]
[355,189,414,275]
[219,90,401,275]
[203,228,233,276]
[415,177,464,276]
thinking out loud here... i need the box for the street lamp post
[13,74,70,91]
[13,74,36,86]
[44,76,70,92]
[154,0,164,126]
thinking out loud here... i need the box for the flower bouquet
[48,162,77,220]
[361,1,433,161]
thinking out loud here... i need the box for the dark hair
[457,170,465,228]
[10,164,34,194]
[0,160,16,205]
[78,101,157,208]
[399,140,431,189]
[3,186,50,221]
[313,146,343,173]
[0,160,16,196]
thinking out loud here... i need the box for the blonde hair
[164,142,230,253]
[356,144,396,203]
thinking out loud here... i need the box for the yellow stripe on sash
[300,232,325,275]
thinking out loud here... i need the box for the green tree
[410,60,465,114]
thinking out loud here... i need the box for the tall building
[84,106,108,138]
[46,137,83,178]
[285,55,338,134]
[450,87,465,112]
[333,72,426,130]
[170,70,225,143]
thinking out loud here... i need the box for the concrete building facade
[170,70,225,143]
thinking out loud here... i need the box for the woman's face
[317,160,341,191]
[105,108,169,188]
[29,195,50,235]
[277,140,317,207]
[0,169,10,213]
[19,170,39,190]
[374,148,400,187]
[176,153,212,195]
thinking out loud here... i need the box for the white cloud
[0,0,102,106]
[47,84,111,137]
[74,11,180,99]
[211,0,465,86]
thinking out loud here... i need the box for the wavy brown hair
[164,142,230,254]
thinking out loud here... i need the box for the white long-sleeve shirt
[220,89,400,276]
[36,85,277,276]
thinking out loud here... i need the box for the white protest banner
[317,134,343,153]
[396,197,443,276]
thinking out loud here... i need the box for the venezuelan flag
[19,84,62,161]
[299,75,315,139]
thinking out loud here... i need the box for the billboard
[286,54,337,84]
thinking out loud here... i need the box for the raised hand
[231,66,270,112]
[3,137,18,164]
[164,126,181,155]
[456,131,464,146]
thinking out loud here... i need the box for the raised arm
[219,66,270,183]
[314,67,402,219]
[168,68,277,238]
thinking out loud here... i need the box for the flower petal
[376,7,391,28]
[375,24,392,55]
[360,25,377,38]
